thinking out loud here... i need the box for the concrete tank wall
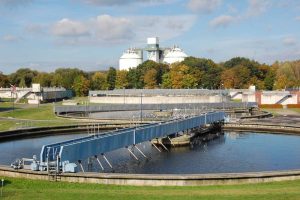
[90,95,228,104]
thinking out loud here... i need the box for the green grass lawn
[0,103,57,120]
[1,177,300,200]
[0,102,80,131]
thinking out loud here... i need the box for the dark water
[1,132,300,174]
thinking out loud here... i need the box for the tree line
[0,57,299,96]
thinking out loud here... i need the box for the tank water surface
[1,132,300,174]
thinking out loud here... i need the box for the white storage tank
[119,49,143,71]
[163,46,188,64]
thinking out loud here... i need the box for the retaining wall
[1,165,300,186]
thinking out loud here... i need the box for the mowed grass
[0,102,79,131]
[1,177,300,200]
[0,103,57,120]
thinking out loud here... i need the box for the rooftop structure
[119,37,188,70]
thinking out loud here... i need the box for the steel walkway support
[40,112,225,164]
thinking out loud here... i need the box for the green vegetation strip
[0,104,57,120]
[0,177,300,200]
[0,103,80,131]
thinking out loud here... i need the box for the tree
[72,75,90,96]
[54,68,85,89]
[51,73,63,87]
[274,74,288,90]
[247,77,265,90]
[9,68,38,87]
[161,73,172,89]
[127,68,143,89]
[181,57,221,88]
[91,72,108,90]
[264,68,276,90]
[169,64,197,89]
[33,72,52,87]
[115,70,129,89]
[107,67,116,90]
[221,65,250,89]
[221,68,235,89]
[182,74,198,89]
[223,57,260,78]
[0,72,10,87]
[144,68,158,89]
[290,61,300,87]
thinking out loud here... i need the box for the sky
[0,0,300,74]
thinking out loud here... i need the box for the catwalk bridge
[38,111,225,173]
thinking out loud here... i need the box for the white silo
[119,48,143,71]
[163,46,188,64]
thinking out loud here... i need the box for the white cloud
[295,16,300,21]
[91,15,133,42]
[282,36,297,46]
[209,15,235,28]
[51,14,196,45]
[52,18,90,37]
[78,0,170,6]
[2,34,20,42]
[246,0,271,17]
[187,0,222,13]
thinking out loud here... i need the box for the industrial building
[119,37,188,70]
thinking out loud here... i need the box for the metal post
[151,142,161,152]
[102,154,113,169]
[167,136,175,147]
[140,92,143,122]
[95,156,104,171]
[159,142,169,152]
[127,147,139,160]
[123,87,125,104]
[134,145,147,158]
[78,160,85,172]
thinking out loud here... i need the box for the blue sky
[0,0,300,74]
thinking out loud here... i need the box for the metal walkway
[40,111,225,165]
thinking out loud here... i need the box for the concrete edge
[1,165,300,186]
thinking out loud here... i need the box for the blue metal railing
[40,111,225,163]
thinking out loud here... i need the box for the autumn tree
[221,65,250,89]
[221,68,235,89]
[115,70,129,89]
[73,75,90,96]
[169,64,197,89]
[91,72,107,90]
[274,61,300,88]
[144,68,158,89]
